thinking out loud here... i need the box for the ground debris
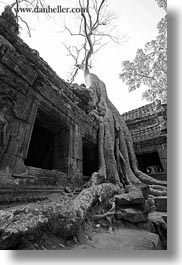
[0,183,118,249]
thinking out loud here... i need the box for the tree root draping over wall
[83,74,167,197]
[73,5,167,196]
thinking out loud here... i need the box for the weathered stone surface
[70,84,92,102]
[115,208,148,223]
[148,211,167,249]
[0,30,98,176]
[2,48,38,85]
[125,184,149,200]
[0,64,29,94]
[0,154,17,171]
[114,186,145,206]
[0,6,19,35]
[0,194,47,207]
[0,183,119,249]
[0,13,82,107]
[0,168,14,185]
[148,212,167,226]
[0,34,15,50]
[154,196,167,212]
[71,229,162,250]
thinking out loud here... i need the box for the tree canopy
[120,1,167,103]
[155,0,167,12]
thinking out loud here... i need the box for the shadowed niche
[82,138,99,177]
[25,108,70,173]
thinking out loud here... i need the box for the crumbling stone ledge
[0,183,119,249]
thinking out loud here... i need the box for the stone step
[0,185,64,195]
[115,208,148,223]
[125,184,149,200]
[0,181,82,208]
[0,184,77,209]
[12,167,70,186]
[0,195,48,209]
[114,185,147,207]
[27,166,67,176]
[149,211,167,223]
[0,195,48,203]
[154,196,167,212]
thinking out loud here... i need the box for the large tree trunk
[86,74,167,196]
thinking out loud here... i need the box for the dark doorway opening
[25,122,54,169]
[136,152,163,174]
[25,108,70,173]
[82,139,99,177]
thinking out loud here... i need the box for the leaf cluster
[120,15,167,103]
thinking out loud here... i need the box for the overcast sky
[0,0,165,113]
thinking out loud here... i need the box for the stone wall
[0,8,98,186]
[121,102,167,181]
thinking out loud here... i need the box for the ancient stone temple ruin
[121,102,167,181]
[0,8,99,199]
[0,8,167,251]
[0,8,167,205]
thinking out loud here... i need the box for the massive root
[85,74,167,196]
[74,6,167,196]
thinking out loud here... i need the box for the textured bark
[85,74,167,196]
[149,186,167,196]
[97,118,106,178]
[0,183,119,249]
[73,3,166,194]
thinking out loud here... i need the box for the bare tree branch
[61,0,125,83]
[86,0,92,29]
[63,22,85,37]
[92,0,106,30]
[18,15,31,36]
